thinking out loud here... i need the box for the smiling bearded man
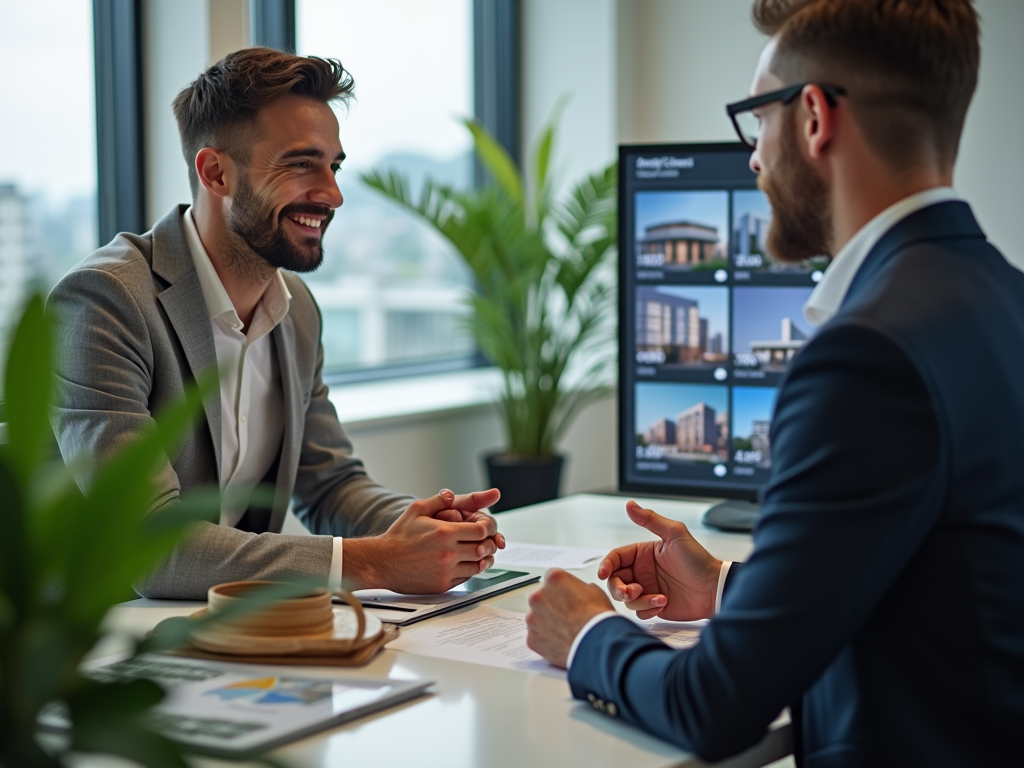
[48,47,506,600]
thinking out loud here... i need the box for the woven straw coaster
[161,582,399,667]
[171,619,399,667]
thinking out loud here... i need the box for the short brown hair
[172,47,355,197]
[752,0,979,170]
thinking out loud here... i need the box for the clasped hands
[525,500,723,668]
[344,488,506,594]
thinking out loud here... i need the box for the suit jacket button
[587,693,597,703]
[607,703,618,717]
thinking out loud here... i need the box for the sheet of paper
[641,620,706,649]
[493,541,606,570]
[388,604,563,677]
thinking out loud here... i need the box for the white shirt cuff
[328,536,344,593]
[567,610,618,669]
[715,561,733,614]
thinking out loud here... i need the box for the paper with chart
[388,604,564,676]
[40,655,431,752]
[493,541,607,570]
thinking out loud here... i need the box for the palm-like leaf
[362,106,618,456]
[0,294,287,766]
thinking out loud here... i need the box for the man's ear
[195,147,236,199]
[800,84,835,160]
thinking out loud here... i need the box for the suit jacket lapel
[269,314,301,530]
[151,205,222,476]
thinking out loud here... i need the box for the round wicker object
[189,581,383,657]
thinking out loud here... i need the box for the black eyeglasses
[726,83,847,149]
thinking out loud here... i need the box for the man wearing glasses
[526,0,1024,765]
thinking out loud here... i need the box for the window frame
[90,0,517,383]
[93,0,146,245]
[249,0,295,53]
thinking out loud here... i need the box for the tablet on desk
[342,569,539,626]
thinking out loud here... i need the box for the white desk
[99,493,790,768]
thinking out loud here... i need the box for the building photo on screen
[635,382,730,470]
[731,386,779,480]
[635,190,729,274]
[635,285,729,369]
[732,286,815,379]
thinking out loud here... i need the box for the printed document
[388,606,709,676]
[494,542,606,570]
[388,604,564,677]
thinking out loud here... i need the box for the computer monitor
[617,143,827,525]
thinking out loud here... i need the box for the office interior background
[0,0,1021,511]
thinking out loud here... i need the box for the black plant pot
[484,453,566,513]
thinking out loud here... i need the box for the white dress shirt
[182,208,344,591]
[567,187,962,670]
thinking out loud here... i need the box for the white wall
[953,0,1024,268]
[521,0,618,193]
[617,0,766,143]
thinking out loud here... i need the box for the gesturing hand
[343,489,505,594]
[600,500,722,621]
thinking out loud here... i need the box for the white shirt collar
[182,206,292,327]
[803,186,961,326]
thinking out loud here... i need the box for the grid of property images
[628,180,825,489]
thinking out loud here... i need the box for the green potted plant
[363,111,618,511]
[0,293,300,766]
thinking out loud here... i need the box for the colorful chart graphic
[206,676,333,706]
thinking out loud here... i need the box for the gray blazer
[48,205,411,599]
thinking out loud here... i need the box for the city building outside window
[296,0,477,377]
[0,0,98,371]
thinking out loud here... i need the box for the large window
[0,0,98,363]
[296,0,477,376]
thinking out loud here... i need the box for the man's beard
[226,172,334,275]
[758,113,833,263]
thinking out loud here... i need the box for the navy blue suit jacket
[571,202,1024,767]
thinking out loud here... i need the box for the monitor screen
[618,143,828,499]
